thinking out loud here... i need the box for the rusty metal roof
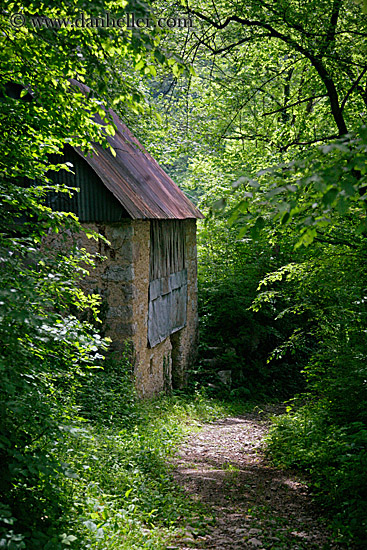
[71,80,203,220]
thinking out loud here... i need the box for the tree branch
[193,34,268,55]
[321,0,343,54]
[217,58,302,137]
[263,94,327,116]
[187,6,348,136]
[223,132,272,142]
[280,134,340,151]
[341,68,367,111]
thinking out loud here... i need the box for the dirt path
[169,406,351,550]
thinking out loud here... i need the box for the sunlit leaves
[225,127,367,247]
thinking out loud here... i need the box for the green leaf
[135,60,145,71]
[250,216,265,238]
[212,198,226,211]
[322,188,338,205]
[281,211,290,225]
[105,124,115,137]
[148,65,157,77]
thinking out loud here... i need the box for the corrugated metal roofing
[46,146,129,222]
[71,80,204,220]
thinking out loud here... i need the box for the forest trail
[169,406,349,550]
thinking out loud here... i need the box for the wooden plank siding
[148,221,187,347]
[149,221,185,280]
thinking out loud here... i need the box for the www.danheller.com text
[9,11,194,29]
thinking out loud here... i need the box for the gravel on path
[169,406,353,550]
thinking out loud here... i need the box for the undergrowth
[2,351,247,549]
[266,400,367,547]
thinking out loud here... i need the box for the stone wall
[43,221,135,348]
[129,220,172,397]
[74,221,136,349]
[44,218,198,397]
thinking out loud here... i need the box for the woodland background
[1,1,367,548]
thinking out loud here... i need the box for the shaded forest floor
[168,405,354,550]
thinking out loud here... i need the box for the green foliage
[267,406,367,544]
[195,219,307,398]
[1,320,244,550]
[183,0,367,142]
[2,0,367,547]
[0,1,172,546]
[76,346,140,428]
[139,6,367,545]
[48,356,244,549]
[229,127,367,247]
[257,240,367,544]
[0,185,110,547]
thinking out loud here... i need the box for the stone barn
[46,85,203,397]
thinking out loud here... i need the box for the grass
[52,356,250,549]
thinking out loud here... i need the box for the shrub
[267,403,367,544]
